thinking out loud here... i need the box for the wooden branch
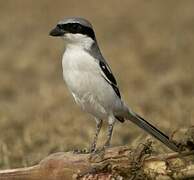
[0,143,193,180]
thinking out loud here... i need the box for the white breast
[62,47,99,95]
[62,46,123,119]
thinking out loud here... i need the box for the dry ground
[0,0,194,169]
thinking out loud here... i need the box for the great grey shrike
[49,17,178,152]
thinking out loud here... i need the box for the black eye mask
[57,23,95,40]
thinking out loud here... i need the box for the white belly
[62,48,122,119]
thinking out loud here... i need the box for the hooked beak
[49,26,65,37]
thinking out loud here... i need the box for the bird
[49,17,179,152]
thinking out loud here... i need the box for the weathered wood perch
[0,142,194,180]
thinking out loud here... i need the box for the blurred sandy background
[0,0,194,169]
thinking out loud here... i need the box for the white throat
[63,33,94,50]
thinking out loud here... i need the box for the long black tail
[126,110,179,152]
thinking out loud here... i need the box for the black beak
[49,26,65,37]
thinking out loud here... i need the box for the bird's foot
[73,148,90,154]
[89,145,96,154]
[89,146,108,162]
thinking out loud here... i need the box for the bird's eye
[72,24,82,31]
[76,24,82,30]
[57,24,65,29]
[72,24,78,29]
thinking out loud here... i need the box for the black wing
[99,61,121,98]
[99,61,125,122]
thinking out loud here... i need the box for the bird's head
[49,17,96,49]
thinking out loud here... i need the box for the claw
[88,147,107,162]
[73,148,90,154]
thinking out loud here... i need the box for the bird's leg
[104,117,116,148]
[89,117,115,161]
[90,118,103,153]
